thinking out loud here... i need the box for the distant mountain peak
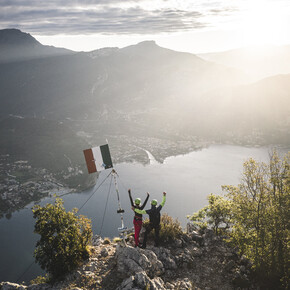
[0,28,73,63]
[0,28,40,47]
[136,40,157,47]
[120,40,163,56]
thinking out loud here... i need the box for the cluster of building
[0,155,65,218]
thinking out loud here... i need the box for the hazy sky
[1,0,290,53]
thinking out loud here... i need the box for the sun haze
[1,0,290,53]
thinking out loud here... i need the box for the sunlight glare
[239,1,288,47]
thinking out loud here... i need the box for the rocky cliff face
[0,225,257,290]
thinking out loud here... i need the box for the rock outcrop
[0,225,257,290]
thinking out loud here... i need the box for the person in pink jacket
[128,189,149,247]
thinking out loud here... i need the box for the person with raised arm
[128,189,149,247]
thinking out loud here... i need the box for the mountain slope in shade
[0,36,248,122]
[0,29,288,146]
[198,45,290,81]
[0,28,74,63]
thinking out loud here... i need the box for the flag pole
[111,169,128,245]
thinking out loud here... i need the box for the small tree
[206,193,232,235]
[32,198,92,281]
[188,150,289,289]
[187,206,208,231]
[223,151,290,288]
[187,193,232,235]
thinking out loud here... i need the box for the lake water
[0,144,288,283]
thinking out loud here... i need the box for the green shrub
[143,213,183,244]
[112,237,122,243]
[32,198,92,281]
[103,237,111,244]
[30,274,49,285]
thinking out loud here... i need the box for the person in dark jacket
[133,192,166,248]
[128,189,149,247]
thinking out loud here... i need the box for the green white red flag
[83,144,113,174]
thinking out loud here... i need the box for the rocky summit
[0,225,257,290]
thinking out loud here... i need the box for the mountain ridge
[0,28,289,146]
[0,28,74,63]
[0,29,248,121]
[0,28,40,46]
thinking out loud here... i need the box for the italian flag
[83,144,113,174]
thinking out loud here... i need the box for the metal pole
[112,169,126,232]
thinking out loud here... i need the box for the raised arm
[128,189,134,207]
[160,192,166,207]
[140,192,150,209]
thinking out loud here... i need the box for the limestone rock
[116,245,165,277]
[189,231,203,245]
[100,248,109,257]
[142,249,164,276]
[92,235,103,246]
[173,238,183,248]
[152,247,177,270]
[116,276,136,290]
[186,222,198,234]
[0,282,27,290]
[116,271,166,290]
[116,245,151,276]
